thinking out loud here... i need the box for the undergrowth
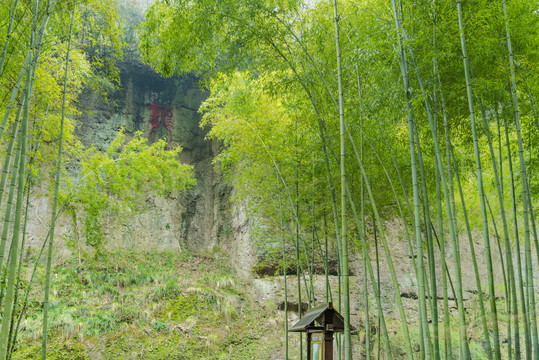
[12,250,281,359]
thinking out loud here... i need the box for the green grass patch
[11,249,283,360]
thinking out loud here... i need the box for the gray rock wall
[26,60,254,274]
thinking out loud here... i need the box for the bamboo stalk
[0,102,23,280]
[41,3,76,357]
[331,1,351,357]
[7,178,31,359]
[388,1,430,355]
[503,114,532,359]
[277,169,288,360]
[0,0,20,77]
[0,31,35,360]
[450,145,493,359]
[435,43,454,358]
[344,122,414,359]
[413,124,438,359]
[500,0,539,355]
[0,103,22,210]
[455,1,501,357]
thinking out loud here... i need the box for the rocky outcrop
[25,59,254,275]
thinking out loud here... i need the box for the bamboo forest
[0,0,539,358]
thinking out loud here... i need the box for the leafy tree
[64,129,196,252]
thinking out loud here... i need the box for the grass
[11,246,517,359]
[11,249,284,359]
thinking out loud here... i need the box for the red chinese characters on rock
[147,103,174,142]
[162,106,174,142]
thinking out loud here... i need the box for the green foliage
[64,129,195,251]
[153,278,181,301]
[139,0,539,358]
[138,0,301,76]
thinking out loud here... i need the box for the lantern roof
[288,302,347,333]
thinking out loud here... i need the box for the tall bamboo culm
[0,0,43,354]
[331,0,351,358]
[501,0,539,357]
[41,3,76,358]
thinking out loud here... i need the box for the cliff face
[26,59,255,273]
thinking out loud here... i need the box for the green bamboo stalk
[357,71,370,360]
[431,6,453,355]
[0,127,22,311]
[500,0,539,355]
[301,269,312,310]
[0,53,31,146]
[7,178,31,359]
[331,1,350,357]
[307,82,344,320]
[352,188,392,359]
[0,102,22,210]
[0,102,23,280]
[359,88,369,360]
[375,123,415,266]
[365,138,418,282]
[503,114,531,359]
[438,83,470,359]
[485,196,508,306]
[12,223,52,356]
[494,106,521,358]
[0,0,20,77]
[0,0,58,143]
[361,199,370,360]
[0,3,49,354]
[364,236,393,360]
[488,204,513,359]
[41,4,75,357]
[455,1,500,358]
[479,98,520,359]
[277,170,288,360]
[414,124,438,359]
[310,156,316,307]
[389,1,430,355]
[435,148,453,360]
[523,196,539,360]
[509,240,520,360]
[362,234,392,360]
[362,247,370,359]
[374,221,381,360]
[450,145,493,359]
[526,198,539,287]
[0,20,36,358]
[344,123,414,359]
[294,115,304,360]
[322,212,331,303]
[521,78,539,134]
[433,73,454,360]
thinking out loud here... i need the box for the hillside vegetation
[12,250,287,360]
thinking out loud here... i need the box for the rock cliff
[26,59,255,274]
